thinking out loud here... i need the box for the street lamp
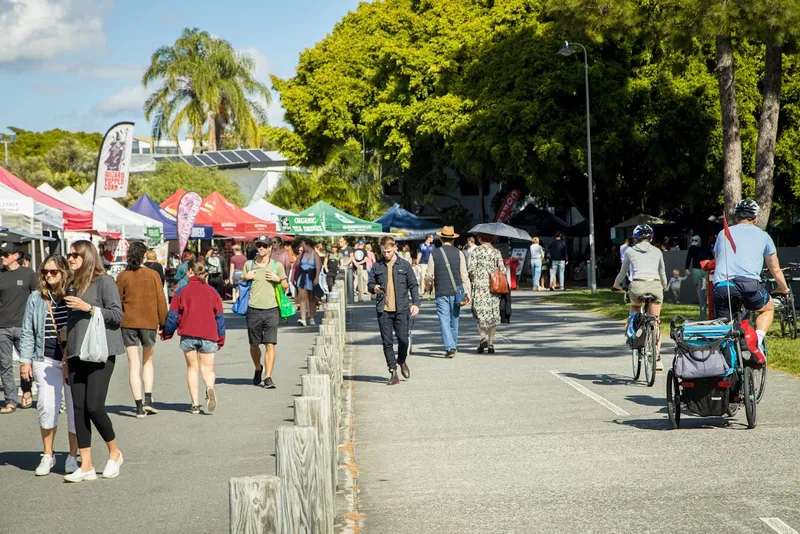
[0,133,15,165]
[557,41,597,294]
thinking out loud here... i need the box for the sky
[0,0,362,137]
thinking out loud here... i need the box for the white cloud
[240,46,286,126]
[93,84,148,117]
[0,0,106,64]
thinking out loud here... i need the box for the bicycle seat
[638,294,658,302]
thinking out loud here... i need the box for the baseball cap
[254,235,272,246]
[691,235,701,243]
[358,239,366,245]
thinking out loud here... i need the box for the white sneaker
[35,454,56,476]
[64,467,97,483]
[656,359,664,371]
[297,319,306,327]
[102,452,123,479]
[309,318,316,326]
[65,455,79,475]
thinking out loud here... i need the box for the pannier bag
[670,316,737,379]
[626,313,647,350]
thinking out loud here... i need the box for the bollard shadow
[0,451,49,472]
[345,375,389,384]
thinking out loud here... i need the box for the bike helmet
[734,199,760,220]
[633,224,654,241]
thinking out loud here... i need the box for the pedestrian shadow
[345,375,388,384]
[215,377,254,386]
[106,402,191,416]
[0,450,47,472]
[562,372,641,388]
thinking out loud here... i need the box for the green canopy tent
[287,201,386,236]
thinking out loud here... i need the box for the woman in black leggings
[64,240,125,482]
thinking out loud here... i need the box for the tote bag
[232,261,256,316]
[276,285,296,319]
[79,308,110,363]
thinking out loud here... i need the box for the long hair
[127,241,147,270]
[181,251,195,262]
[188,260,208,283]
[70,240,106,295]
[39,254,71,302]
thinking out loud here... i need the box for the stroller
[666,316,760,429]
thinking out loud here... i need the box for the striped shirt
[44,297,68,360]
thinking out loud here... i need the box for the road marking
[549,370,630,417]
[761,518,799,534]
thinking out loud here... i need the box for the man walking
[548,232,569,290]
[464,236,477,268]
[425,227,471,358]
[0,248,38,413]
[243,236,289,389]
[368,237,420,385]
[685,235,711,304]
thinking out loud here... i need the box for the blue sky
[0,0,361,136]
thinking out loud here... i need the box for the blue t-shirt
[418,243,435,264]
[713,224,776,283]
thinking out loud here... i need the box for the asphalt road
[0,306,316,534]
[351,294,800,534]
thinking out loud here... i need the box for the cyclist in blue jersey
[712,200,790,366]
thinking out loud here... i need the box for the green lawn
[541,290,800,376]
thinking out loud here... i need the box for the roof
[129,194,213,240]
[299,201,383,234]
[374,203,442,233]
[613,213,674,229]
[244,199,295,222]
[161,190,278,237]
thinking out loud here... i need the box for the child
[162,260,225,414]
[667,269,687,304]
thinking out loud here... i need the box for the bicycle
[761,262,799,339]
[614,288,659,387]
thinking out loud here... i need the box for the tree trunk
[207,112,217,152]
[755,41,782,230]
[715,35,742,219]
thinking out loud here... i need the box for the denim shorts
[179,336,218,353]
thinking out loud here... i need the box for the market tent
[0,166,92,230]
[298,201,384,235]
[159,189,185,216]
[243,199,295,224]
[613,213,674,229]
[374,203,442,239]
[129,194,213,240]
[81,185,164,239]
[3,183,64,230]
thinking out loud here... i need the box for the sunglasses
[67,252,81,259]
[256,243,269,249]
[43,269,62,277]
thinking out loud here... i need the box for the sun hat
[436,226,459,239]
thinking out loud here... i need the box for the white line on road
[549,370,630,417]
[761,518,799,534]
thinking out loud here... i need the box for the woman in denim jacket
[19,254,79,476]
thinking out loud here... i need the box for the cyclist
[712,199,789,366]
[613,224,668,369]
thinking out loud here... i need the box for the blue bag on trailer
[670,317,737,379]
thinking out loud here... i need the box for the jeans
[435,295,460,351]
[180,336,219,353]
[0,326,23,406]
[377,311,409,371]
[530,260,542,287]
[550,260,566,287]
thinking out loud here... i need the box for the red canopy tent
[0,166,93,231]
[161,190,278,237]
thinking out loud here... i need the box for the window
[142,146,151,154]
[155,147,179,155]
[132,140,140,153]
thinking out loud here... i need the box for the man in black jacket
[368,236,421,385]
[548,232,569,290]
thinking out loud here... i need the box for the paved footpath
[351,294,800,534]
[0,306,315,533]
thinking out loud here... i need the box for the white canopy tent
[51,186,147,240]
[81,186,163,240]
[1,182,64,231]
[243,199,295,224]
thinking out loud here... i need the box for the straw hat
[437,226,459,239]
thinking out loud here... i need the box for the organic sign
[279,215,325,235]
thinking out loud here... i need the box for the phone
[66,287,77,297]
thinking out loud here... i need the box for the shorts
[233,270,243,285]
[122,328,157,348]
[179,336,218,353]
[246,307,280,346]
[713,278,770,320]
[628,280,664,305]
[691,268,706,286]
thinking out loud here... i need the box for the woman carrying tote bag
[467,233,506,354]
[63,240,125,483]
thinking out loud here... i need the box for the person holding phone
[19,254,79,475]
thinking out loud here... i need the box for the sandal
[477,339,488,354]
[0,403,17,414]
[20,396,33,409]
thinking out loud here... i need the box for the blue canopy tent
[129,194,213,240]
[375,203,442,240]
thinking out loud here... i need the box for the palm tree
[142,28,271,151]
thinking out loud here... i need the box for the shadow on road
[345,375,389,384]
[0,451,47,472]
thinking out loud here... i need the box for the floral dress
[468,244,504,328]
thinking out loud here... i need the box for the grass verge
[541,289,800,376]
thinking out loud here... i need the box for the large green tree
[143,28,271,152]
[6,137,97,192]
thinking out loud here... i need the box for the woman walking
[468,233,505,354]
[529,237,545,291]
[162,261,225,414]
[205,246,228,299]
[296,239,322,327]
[325,244,342,293]
[116,242,168,418]
[143,249,165,286]
[63,240,124,482]
[19,254,79,476]
[173,251,195,293]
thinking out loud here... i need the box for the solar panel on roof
[196,154,215,166]
[251,150,271,163]
[166,156,183,163]
[206,152,228,165]
[182,155,203,167]
[220,151,245,163]
[237,150,259,163]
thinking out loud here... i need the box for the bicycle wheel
[666,370,680,429]
[788,291,798,339]
[631,348,642,381]
[743,367,757,429]
[644,322,657,387]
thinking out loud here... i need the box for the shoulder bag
[439,248,468,306]
[489,250,509,295]
[79,308,110,363]
[232,261,255,316]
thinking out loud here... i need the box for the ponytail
[188,260,208,283]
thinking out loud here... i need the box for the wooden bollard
[275,426,323,533]
[301,374,337,488]
[308,356,332,377]
[294,397,334,534]
[229,475,280,534]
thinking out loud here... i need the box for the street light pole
[558,41,597,294]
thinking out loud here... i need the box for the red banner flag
[722,213,736,254]
[494,189,521,223]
